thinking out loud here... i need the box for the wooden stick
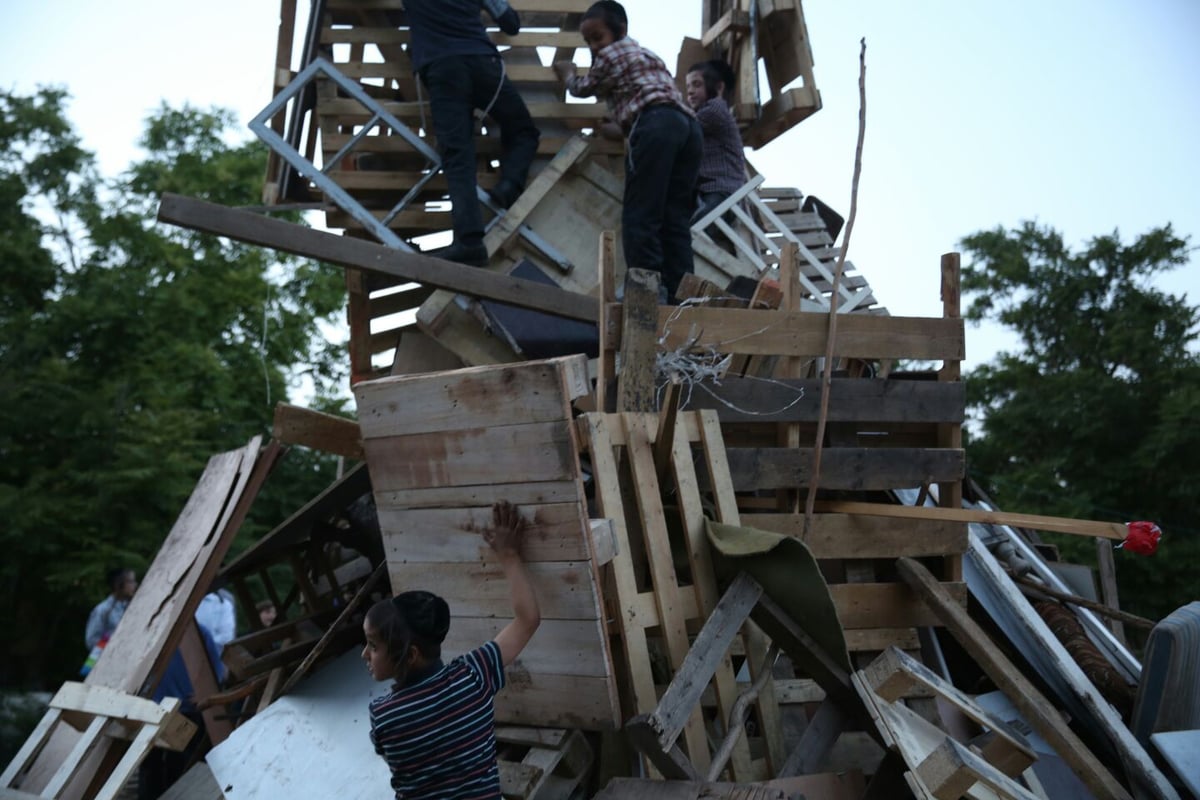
[814,499,1128,541]
[1013,576,1155,631]
[803,38,866,534]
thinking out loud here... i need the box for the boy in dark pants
[406,0,541,266]
[554,0,701,300]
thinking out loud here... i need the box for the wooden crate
[354,355,621,730]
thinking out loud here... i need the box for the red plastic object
[1120,521,1162,555]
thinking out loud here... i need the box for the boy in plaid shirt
[554,0,701,301]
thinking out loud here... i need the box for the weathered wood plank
[724,447,965,491]
[736,513,967,558]
[445,618,608,678]
[156,194,598,323]
[272,403,363,460]
[373,480,580,509]
[618,270,662,412]
[355,357,585,438]
[363,420,576,490]
[379,504,591,562]
[388,561,601,620]
[818,499,1129,541]
[829,583,966,630]
[605,306,964,360]
[679,377,964,424]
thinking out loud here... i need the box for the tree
[0,89,349,687]
[960,221,1200,629]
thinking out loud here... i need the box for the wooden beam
[817,500,1129,541]
[616,269,661,412]
[272,403,364,460]
[896,557,1133,800]
[725,447,964,491]
[156,194,597,323]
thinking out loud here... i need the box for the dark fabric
[480,260,600,359]
[694,96,745,195]
[419,55,540,247]
[404,0,514,72]
[622,106,702,299]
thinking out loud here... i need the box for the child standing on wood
[553,0,702,301]
[685,59,747,226]
[363,501,540,799]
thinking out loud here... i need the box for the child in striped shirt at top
[362,501,540,799]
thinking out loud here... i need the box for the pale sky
[3,1,1197,370]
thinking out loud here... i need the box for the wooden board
[355,357,620,730]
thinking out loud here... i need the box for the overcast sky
[3,0,1197,369]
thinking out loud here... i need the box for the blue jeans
[623,105,702,299]
[419,55,540,246]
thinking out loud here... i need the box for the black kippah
[393,591,450,644]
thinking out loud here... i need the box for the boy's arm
[481,0,521,36]
[484,501,541,666]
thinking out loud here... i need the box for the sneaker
[486,179,523,210]
[428,241,488,268]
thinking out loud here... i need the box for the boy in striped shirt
[363,501,540,798]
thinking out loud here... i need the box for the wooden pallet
[497,727,593,800]
[1,683,196,800]
[354,355,621,730]
[580,410,785,781]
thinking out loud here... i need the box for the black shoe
[486,179,522,210]
[428,241,488,267]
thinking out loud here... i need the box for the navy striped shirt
[369,640,506,799]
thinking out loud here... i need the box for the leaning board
[354,355,621,730]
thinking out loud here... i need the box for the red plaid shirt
[566,37,692,133]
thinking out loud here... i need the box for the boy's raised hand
[484,500,525,559]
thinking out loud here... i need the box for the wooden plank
[581,415,659,720]
[446,618,608,678]
[491,673,620,730]
[777,696,849,777]
[373,480,580,509]
[818,500,1129,541]
[389,561,601,620]
[647,573,764,751]
[272,402,363,460]
[668,417,755,780]
[622,414,711,773]
[737,513,967,558]
[829,583,965,630]
[617,270,662,412]
[725,447,964,491]
[896,556,1134,800]
[607,306,964,360]
[378,504,591,562]
[596,231,617,413]
[362,421,576,490]
[157,194,598,324]
[915,737,1039,800]
[679,377,964,424]
[483,135,592,255]
[355,357,585,438]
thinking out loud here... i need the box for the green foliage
[0,89,350,688]
[960,221,1200,626]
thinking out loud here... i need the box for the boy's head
[686,59,734,109]
[362,591,450,683]
[580,1,628,56]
